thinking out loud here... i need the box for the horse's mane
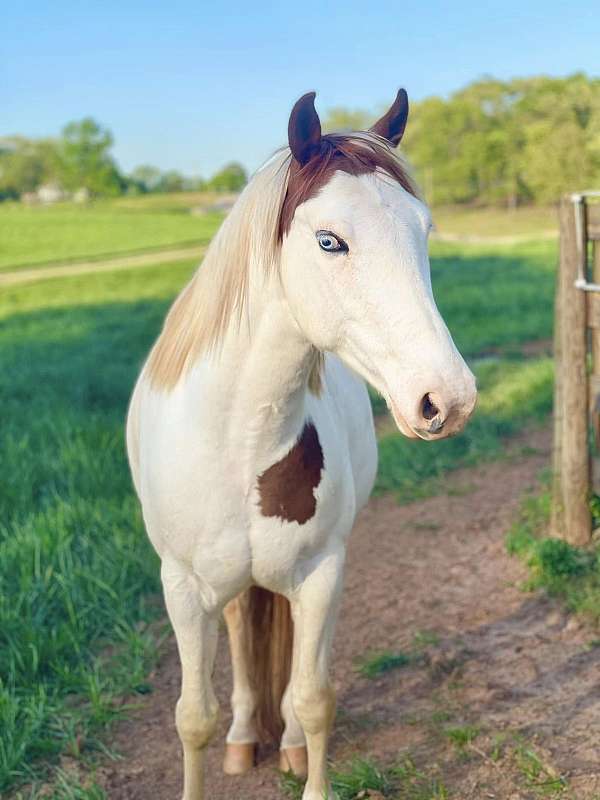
[146,132,417,391]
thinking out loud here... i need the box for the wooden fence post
[550,224,565,538]
[552,196,592,545]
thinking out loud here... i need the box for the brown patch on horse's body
[278,133,417,240]
[258,421,324,524]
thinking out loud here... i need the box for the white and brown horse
[126,89,476,800]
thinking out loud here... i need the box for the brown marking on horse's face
[258,422,324,525]
[278,135,416,241]
[278,89,415,240]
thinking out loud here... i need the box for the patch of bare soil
[99,427,600,799]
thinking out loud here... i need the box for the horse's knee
[176,697,219,749]
[292,682,336,735]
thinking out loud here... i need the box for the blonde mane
[146,133,415,391]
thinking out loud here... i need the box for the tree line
[0,118,247,201]
[326,73,600,206]
[2,73,599,206]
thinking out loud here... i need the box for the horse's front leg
[162,559,220,800]
[290,549,344,800]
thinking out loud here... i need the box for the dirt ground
[97,427,600,799]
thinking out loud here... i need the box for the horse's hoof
[279,746,308,778]
[223,742,257,775]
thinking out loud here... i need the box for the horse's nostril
[421,393,439,421]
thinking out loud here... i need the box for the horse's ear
[370,88,409,147]
[288,92,322,165]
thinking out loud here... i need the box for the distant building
[73,187,90,204]
[37,183,66,204]
[20,192,40,206]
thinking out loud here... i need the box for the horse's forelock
[278,133,417,240]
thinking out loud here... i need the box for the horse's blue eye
[316,230,348,253]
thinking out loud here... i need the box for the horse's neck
[210,282,314,479]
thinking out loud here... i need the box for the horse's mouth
[388,399,420,440]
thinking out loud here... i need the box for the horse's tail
[244,586,293,742]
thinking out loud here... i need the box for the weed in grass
[355,650,415,679]
[514,743,567,797]
[330,758,395,798]
[506,490,600,622]
[390,759,450,800]
[533,538,595,579]
[444,724,479,750]
[13,767,107,800]
[280,757,450,800]
[479,731,512,765]
[430,709,454,725]
[355,632,441,680]
[412,630,440,650]
[279,769,305,800]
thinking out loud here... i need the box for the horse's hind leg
[162,559,219,800]
[222,594,258,775]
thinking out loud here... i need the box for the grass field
[0,194,556,274]
[431,204,558,238]
[0,227,560,794]
[0,259,199,794]
[0,202,223,271]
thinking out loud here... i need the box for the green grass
[431,205,557,239]
[443,725,479,750]
[280,757,449,800]
[355,650,414,679]
[12,768,107,800]
[355,630,440,679]
[0,261,196,791]
[429,239,556,358]
[506,491,600,623]
[0,201,222,270]
[111,190,227,212]
[512,742,567,797]
[0,234,559,792]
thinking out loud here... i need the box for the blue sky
[2,1,599,178]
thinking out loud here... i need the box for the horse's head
[278,90,476,440]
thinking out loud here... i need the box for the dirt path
[97,428,600,799]
[0,244,206,287]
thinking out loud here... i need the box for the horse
[126,88,477,800]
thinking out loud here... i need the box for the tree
[402,74,600,206]
[0,136,61,199]
[323,107,374,133]
[207,162,247,192]
[129,164,163,193]
[158,170,185,193]
[59,118,124,196]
